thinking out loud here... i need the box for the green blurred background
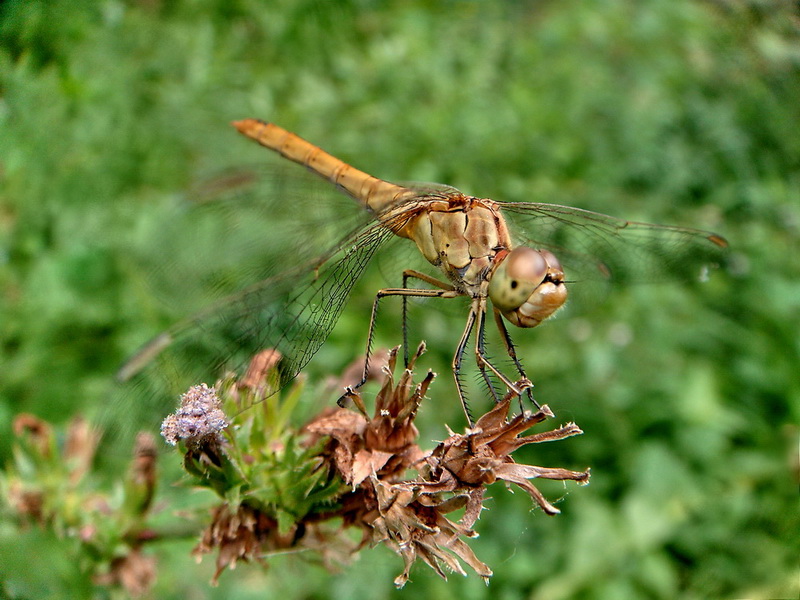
[1,0,798,598]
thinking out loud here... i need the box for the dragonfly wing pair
[117,120,728,428]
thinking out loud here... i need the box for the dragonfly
[118,119,728,424]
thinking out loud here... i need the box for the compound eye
[507,246,548,283]
[539,249,562,272]
[489,247,548,312]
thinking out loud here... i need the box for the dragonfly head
[489,247,567,328]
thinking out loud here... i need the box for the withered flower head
[126,433,158,516]
[413,394,590,517]
[171,345,589,588]
[12,413,54,458]
[5,414,164,597]
[306,344,429,488]
[94,548,156,598]
[194,504,270,585]
[160,383,229,447]
[369,478,492,588]
[306,344,589,586]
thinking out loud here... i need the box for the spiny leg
[339,285,458,406]
[452,306,478,426]
[473,298,528,402]
[493,308,538,412]
[401,269,455,367]
[475,302,501,403]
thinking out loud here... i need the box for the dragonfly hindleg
[452,304,478,425]
[338,284,459,407]
[401,269,455,366]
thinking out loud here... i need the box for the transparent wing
[498,201,728,314]
[113,220,399,433]
[108,160,442,437]
[501,202,727,273]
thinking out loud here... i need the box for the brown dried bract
[194,504,358,585]
[239,349,283,390]
[306,345,428,488]
[369,478,492,588]
[94,548,156,597]
[412,394,590,517]
[12,413,54,458]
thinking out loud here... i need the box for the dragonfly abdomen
[234,119,412,215]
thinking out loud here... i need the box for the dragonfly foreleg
[338,285,459,407]
[472,299,530,407]
[493,308,539,412]
[401,269,455,366]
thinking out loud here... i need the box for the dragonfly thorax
[404,195,512,294]
[489,247,567,328]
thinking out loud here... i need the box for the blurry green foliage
[1,0,798,598]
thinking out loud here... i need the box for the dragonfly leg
[338,286,459,407]
[401,269,455,366]
[493,309,538,411]
[452,305,478,426]
[475,303,501,404]
[472,299,528,405]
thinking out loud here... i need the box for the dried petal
[239,350,282,389]
[64,417,100,484]
[351,449,393,487]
